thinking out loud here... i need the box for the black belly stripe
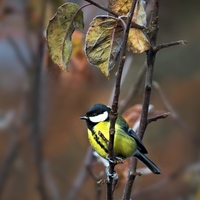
[91,129,108,154]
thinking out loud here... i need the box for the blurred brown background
[0,0,200,199]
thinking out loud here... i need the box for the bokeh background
[0,0,200,199]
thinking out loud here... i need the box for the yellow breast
[87,121,137,159]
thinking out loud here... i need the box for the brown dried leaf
[46,3,84,71]
[109,0,150,53]
[127,28,149,53]
[109,0,132,15]
[85,16,124,78]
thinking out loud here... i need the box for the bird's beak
[80,115,88,120]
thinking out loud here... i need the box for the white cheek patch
[89,111,108,123]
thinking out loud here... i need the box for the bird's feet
[106,156,125,165]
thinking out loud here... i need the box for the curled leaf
[109,0,150,53]
[85,16,124,78]
[46,2,84,71]
[127,28,149,53]
[109,0,132,15]
[128,0,150,53]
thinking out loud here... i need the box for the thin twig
[147,112,170,124]
[87,166,104,200]
[154,40,188,52]
[43,162,61,200]
[84,0,145,30]
[107,1,138,199]
[153,81,200,145]
[0,127,19,196]
[119,62,146,113]
[137,0,160,139]
[66,147,94,200]
[153,81,181,120]
[30,0,48,199]
[148,0,159,46]
[131,165,187,199]
[7,37,30,71]
[84,0,118,17]
[122,157,137,200]
[122,1,160,199]
[138,0,160,144]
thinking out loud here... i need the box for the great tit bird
[80,104,161,174]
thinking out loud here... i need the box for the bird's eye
[91,113,97,117]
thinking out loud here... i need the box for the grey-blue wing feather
[120,125,148,154]
[127,128,148,154]
[117,114,148,154]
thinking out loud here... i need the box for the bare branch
[84,0,146,30]
[86,165,104,200]
[148,0,160,45]
[153,81,178,119]
[30,0,49,199]
[119,62,146,114]
[154,40,188,52]
[147,112,170,124]
[123,0,161,198]
[66,147,94,200]
[153,81,199,145]
[137,0,160,139]
[7,37,30,71]
[122,157,138,200]
[131,164,187,199]
[84,0,118,17]
[0,128,18,196]
[44,162,61,200]
[107,1,138,199]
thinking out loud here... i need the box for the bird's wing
[117,114,148,154]
[127,128,148,154]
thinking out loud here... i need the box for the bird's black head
[80,104,111,129]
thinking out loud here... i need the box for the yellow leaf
[109,0,150,53]
[127,28,150,53]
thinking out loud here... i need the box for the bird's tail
[134,150,161,174]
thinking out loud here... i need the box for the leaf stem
[84,0,145,30]
[84,0,119,17]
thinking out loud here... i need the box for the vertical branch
[122,0,160,199]
[137,48,156,139]
[122,156,137,200]
[66,147,94,200]
[30,0,48,199]
[0,127,18,196]
[107,1,138,199]
[137,0,159,136]
[119,62,146,113]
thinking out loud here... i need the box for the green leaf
[46,2,84,71]
[85,16,124,78]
